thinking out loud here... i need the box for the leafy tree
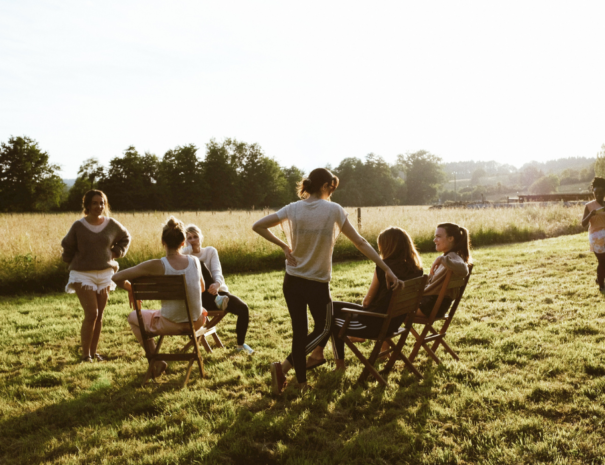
[98,146,159,210]
[529,174,560,194]
[520,165,544,187]
[78,158,104,190]
[64,158,105,211]
[0,136,65,212]
[281,166,305,203]
[157,145,204,210]
[202,139,244,209]
[470,168,487,186]
[396,150,445,205]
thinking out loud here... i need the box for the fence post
[357,207,362,231]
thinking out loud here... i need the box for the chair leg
[142,363,154,387]
[211,332,224,348]
[200,336,213,353]
[346,338,387,386]
[434,338,459,361]
[182,359,195,388]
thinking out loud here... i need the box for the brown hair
[591,177,605,190]
[437,222,472,263]
[296,168,339,199]
[82,190,111,216]
[377,226,422,270]
[185,224,204,243]
[162,216,186,249]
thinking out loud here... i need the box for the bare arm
[340,219,400,290]
[252,213,297,266]
[112,259,164,290]
[362,270,380,307]
[582,205,595,228]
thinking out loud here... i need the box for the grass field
[1,233,604,464]
[0,204,586,294]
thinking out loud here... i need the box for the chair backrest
[130,275,196,351]
[427,263,474,322]
[378,275,428,337]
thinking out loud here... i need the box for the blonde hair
[185,224,203,244]
[377,226,422,270]
[162,216,186,249]
[82,190,111,217]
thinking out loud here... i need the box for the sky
[1,0,604,179]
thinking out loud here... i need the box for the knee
[83,309,98,324]
[127,310,139,326]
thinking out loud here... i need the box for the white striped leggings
[283,273,332,384]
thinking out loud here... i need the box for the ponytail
[296,168,339,199]
[437,222,472,264]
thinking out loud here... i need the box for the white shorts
[589,229,605,254]
[66,269,116,294]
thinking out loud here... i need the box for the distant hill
[63,179,76,188]
[444,157,595,179]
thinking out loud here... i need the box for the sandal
[93,353,106,362]
[306,357,326,370]
[81,355,93,363]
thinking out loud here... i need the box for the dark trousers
[318,302,381,360]
[418,295,453,319]
[283,273,332,384]
[200,263,249,345]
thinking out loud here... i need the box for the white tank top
[160,256,203,323]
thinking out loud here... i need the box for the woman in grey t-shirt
[253,168,400,394]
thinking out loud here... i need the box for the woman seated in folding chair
[112,217,207,378]
[307,227,423,371]
[419,222,472,319]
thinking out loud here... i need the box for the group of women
[62,168,474,394]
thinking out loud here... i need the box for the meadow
[1,233,605,464]
[0,204,585,294]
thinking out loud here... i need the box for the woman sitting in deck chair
[419,222,472,319]
[112,216,207,378]
[307,227,423,372]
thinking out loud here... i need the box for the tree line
[0,136,446,212]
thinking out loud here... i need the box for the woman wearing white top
[112,217,207,378]
[253,168,400,394]
[183,224,253,354]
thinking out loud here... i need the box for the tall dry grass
[0,204,585,294]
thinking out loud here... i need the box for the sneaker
[270,362,287,395]
[215,295,229,311]
[237,343,254,354]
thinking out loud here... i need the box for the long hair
[377,226,422,270]
[437,222,472,263]
[296,168,339,199]
[82,190,111,217]
[162,216,186,249]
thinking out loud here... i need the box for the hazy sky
[1,0,604,178]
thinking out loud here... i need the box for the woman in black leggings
[253,168,400,394]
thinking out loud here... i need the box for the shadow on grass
[198,363,438,465]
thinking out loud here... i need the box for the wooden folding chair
[131,275,209,388]
[408,263,474,365]
[181,310,226,354]
[337,275,428,386]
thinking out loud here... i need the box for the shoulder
[204,246,219,256]
[107,217,128,231]
[276,201,300,219]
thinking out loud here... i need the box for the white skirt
[66,269,116,294]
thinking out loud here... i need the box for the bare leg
[90,287,109,355]
[74,284,100,359]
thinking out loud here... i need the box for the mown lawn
[1,233,604,464]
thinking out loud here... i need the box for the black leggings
[318,302,380,360]
[595,252,605,287]
[200,263,249,346]
[283,273,332,384]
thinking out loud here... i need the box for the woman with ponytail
[418,223,472,318]
[253,168,400,394]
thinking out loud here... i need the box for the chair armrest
[339,308,388,319]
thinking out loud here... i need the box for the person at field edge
[306,227,423,371]
[252,168,401,394]
[183,224,254,354]
[418,222,471,319]
[112,217,207,378]
[582,177,605,293]
[61,190,131,363]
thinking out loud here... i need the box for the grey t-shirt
[276,199,348,282]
